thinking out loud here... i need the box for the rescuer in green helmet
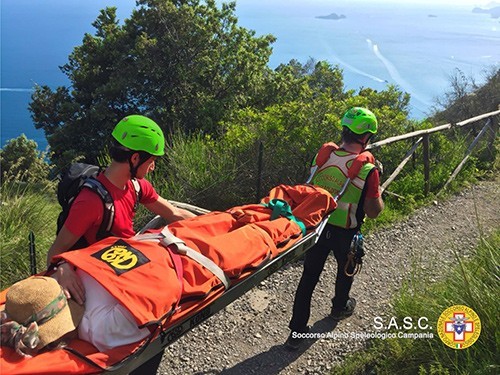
[286,107,384,350]
[47,114,196,307]
[341,106,378,135]
[111,114,166,178]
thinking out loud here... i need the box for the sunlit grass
[334,230,499,375]
[1,180,59,288]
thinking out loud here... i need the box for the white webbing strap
[160,227,231,290]
[132,233,162,241]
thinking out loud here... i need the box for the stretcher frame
[99,210,330,374]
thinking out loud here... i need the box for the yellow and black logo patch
[92,239,150,275]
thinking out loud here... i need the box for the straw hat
[4,276,84,350]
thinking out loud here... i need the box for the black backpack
[56,163,141,249]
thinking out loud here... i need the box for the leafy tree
[219,80,413,197]
[0,135,50,183]
[263,59,346,105]
[308,60,344,98]
[30,0,275,168]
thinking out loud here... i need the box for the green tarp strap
[262,199,306,236]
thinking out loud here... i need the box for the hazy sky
[376,0,490,3]
[237,0,494,5]
[347,0,491,4]
[401,0,491,4]
[244,0,497,9]
[282,0,495,5]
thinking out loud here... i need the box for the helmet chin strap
[129,159,138,179]
[128,152,150,178]
[355,133,372,149]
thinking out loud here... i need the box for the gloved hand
[375,159,384,176]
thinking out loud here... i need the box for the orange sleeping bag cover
[0,184,335,374]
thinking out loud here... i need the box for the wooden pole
[486,115,499,160]
[440,118,493,194]
[381,137,423,194]
[422,134,430,196]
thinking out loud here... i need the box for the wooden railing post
[486,115,499,160]
[381,137,423,194]
[440,118,493,194]
[422,134,430,196]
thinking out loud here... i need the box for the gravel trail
[157,177,499,375]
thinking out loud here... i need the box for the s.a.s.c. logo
[437,305,481,349]
[92,239,150,275]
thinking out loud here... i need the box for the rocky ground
[157,177,499,375]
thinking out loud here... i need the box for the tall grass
[0,180,59,289]
[151,130,257,210]
[335,230,499,375]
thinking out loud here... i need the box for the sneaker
[284,327,310,351]
[330,298,357,321]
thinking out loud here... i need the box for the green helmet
[341,107,378,134]
[112,115,165,156]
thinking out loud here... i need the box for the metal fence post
[256,141,264,202]
[29,231,37,275]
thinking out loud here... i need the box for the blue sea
[1,0,499,150]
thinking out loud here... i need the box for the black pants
[289,224,357,332]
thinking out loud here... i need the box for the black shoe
[330,298,356,321]
[284,327,309,351]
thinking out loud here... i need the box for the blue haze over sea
[1,0,499,151]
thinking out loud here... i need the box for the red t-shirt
[365,167,381,199]
[64,173,159,244]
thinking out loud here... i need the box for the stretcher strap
[132,233,161,241]
[166,247,184,307]
[160,227,231,290]
[132,232,184,304]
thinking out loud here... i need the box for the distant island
[472,6,500,19]
[315,13,346,20]
[428,14,438,18]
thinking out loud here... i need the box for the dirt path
[158,177,499,375]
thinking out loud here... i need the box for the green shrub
[0,135,50,184]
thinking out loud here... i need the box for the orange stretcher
[0,184,336,374]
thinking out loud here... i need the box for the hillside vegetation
[1,0,498,288]
[0,3,498,374]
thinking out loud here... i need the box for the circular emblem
[437,305,481,349]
